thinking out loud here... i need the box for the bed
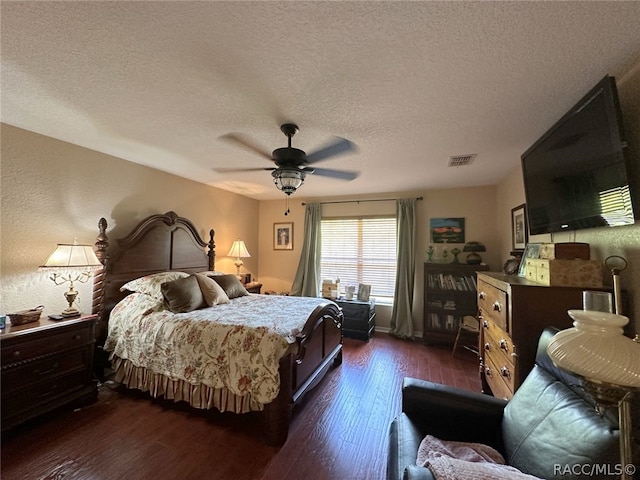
[91,211,343,445]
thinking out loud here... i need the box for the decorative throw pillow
[161,275,205,313]
[193,273,230,306]
[120,271,190,299]
[211,274,249,299]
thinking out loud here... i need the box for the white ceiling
[2,1,640,200]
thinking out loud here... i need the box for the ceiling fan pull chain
[284,195,291,216]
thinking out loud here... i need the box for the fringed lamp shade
[40,241,102,316]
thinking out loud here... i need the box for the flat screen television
[521,75,637,235]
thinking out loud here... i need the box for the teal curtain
[290,203,321,297]
[389,198,416,339]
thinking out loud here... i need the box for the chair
[451,315,479,357]
[388,327,623,480]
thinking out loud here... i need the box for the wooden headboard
[91,211,215,343]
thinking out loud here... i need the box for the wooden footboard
[263,302,343,446]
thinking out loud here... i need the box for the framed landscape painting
[430,218,465,243]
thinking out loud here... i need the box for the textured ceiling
[2,1,640,200]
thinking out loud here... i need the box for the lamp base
[61,307,80,318]
[466,253,482,265]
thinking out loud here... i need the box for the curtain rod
[302,196,423,206]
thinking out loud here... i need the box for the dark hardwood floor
[1,333,480,480]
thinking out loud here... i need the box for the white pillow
[198,270,225,277]
[120,271,190,299]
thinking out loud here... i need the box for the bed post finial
[92,218,109,324]
[208,229,216,270]
[95,218,109,265]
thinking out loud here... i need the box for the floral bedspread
[104,293,335,405]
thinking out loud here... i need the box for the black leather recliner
[387,328,624,480]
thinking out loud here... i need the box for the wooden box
[524,259,602,287]
[539,242,590,260]
[321,280,340,298]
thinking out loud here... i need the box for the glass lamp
[463,241,486,265]
[547,310,640,480]
[272,168,305,195]
[40,240,103,317]
[227,240,251,279]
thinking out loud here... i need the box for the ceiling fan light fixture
[272,168,305,195]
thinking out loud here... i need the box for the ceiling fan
[216,123,359,196]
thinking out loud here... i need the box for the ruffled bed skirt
[111,356,265,414]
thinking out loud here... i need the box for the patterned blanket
[104,293,335,405]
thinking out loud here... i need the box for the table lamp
[227,240,250,279]
[547,310,640,480]
[463,241,486,265]
[40,240,103,316]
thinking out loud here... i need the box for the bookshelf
[423,262,489,345]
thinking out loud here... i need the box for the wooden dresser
[1,314,98,430]
[477,272,610,400]
[333,298,376,341]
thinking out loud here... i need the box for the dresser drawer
[477,281,508,331]
[1,370,90,420]
[483,351,514,400]
[1,323,93,366]
[2,348,92,391]
[481,317,516,370]
[339,302,374,320]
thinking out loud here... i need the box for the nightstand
[333,298,376,341]
[244,282,262,294]
[1,313,98,431]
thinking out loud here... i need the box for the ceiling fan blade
[306,167,359,181]
[213,167,274,173]
[306,137,357,164]
[219,133,273,160]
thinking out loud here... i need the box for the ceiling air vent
[448,154,477,167]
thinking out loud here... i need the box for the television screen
[521,76,636,235]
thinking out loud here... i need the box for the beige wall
[0,124,259,315]
[258,186,499,335]
[495,63,640,334]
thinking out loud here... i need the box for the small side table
[1,313,98,431]
[333,298,376,341]
[244,282,263,294]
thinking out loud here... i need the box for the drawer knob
[499,339,509,352]
[492,301,502,312]
[500,366,511,379]
[484,366,493,377]
[482,320,489,329]
[12,350,21,357]
[484,342,491,351]
[73,334,81,341]
[478,291,486,300]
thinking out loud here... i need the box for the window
[320,216,397,303]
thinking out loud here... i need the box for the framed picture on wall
[274,222,293,250]
[430,218,465,243]
[511,204,528,251]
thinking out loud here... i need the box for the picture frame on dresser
[511,203,528,251]
[517,242,541,277]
